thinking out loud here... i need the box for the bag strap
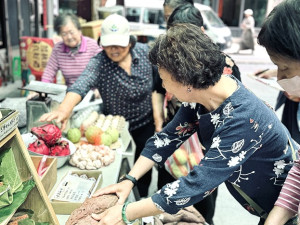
[287,135,297,161]
[231,184,268,219]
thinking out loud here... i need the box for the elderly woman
[91,23,296,225]
[256,0,300,224]
[40,14,160,198]
[41,13,101,87]
[152,4,241,225]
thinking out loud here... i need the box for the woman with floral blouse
[92,24,297,225]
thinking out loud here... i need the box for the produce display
[0,148,36,224]
[66,194,118,225]
[7,209,50,225]
[81,113,126,133]
[165,147,203,178]
[67,114,127,169]
[70,144,115,170]
[0,148,23,209]
[29,124,70,156]
[68,114,125,148]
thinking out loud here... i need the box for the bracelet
[122,202,135,224]
[119,174,137,187]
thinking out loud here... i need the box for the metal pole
[239,0,245,26]
[46,0,54,38]
[17,0,23,40]
[34,0,39,37]
[4,0,12,83]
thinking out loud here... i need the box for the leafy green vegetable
[18,219,50,225]
[18,218,35,225]
[0,183,13,208]
[0,179,35,224]
[0,148,23,193]
[14,209,34,218]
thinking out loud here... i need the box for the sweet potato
[66,194,118,225]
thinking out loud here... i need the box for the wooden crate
[30,156,57,195]
[81,20,104,40]
[0,129,59,225]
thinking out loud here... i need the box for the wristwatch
[119,174,137,187]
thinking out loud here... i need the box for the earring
[187,87,192,93]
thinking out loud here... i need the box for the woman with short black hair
[92,23,296,225]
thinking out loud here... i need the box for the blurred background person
[237,9,255,54]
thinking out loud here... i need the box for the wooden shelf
[0,129,59,225]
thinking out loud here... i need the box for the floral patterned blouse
[142,77,297,216]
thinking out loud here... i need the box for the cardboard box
[50,170,102,214]
[20,36,54,80]
[30,156,57,195]
[81,20,104,40]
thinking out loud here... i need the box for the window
[126,8,141,22]
[143,9,164,25]
[201,10,224,27]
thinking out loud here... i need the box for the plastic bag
[165,133,204,179]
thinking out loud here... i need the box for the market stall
[0,95,139,224]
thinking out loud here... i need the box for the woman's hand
[92,204,124,225]
[283,92,300,102]
[92,181,134,205]
[264,206,295,225]
[39,92,82,131]
[255,69,277,79]
[39,109,71,131]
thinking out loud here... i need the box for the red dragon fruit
[28,139,50,155]
[50,140,70,156]
[31,124,62,145]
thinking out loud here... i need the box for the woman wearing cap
[256,0,300,224]
[91,23,296,225]
[237,9,255,54]
[40,14,159,198]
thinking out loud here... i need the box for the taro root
[66,194,118,225]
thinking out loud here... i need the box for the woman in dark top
[152,3,241,225]
[40,14,160,198]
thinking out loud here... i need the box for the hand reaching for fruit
[39,109,71,131]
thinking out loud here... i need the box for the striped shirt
[41,36,101,87]
[275,150,300,214]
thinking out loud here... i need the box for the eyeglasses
[61,30,77,37]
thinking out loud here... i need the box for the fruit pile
[166,148,202,178]
[70,144,115,170]
[28,124,70,156]
[67,114,124,149]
